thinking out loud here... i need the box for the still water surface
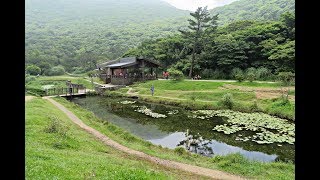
[73,96,294,163]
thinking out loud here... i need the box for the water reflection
[72,96,294,163]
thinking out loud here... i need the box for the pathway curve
[44,97,246,180]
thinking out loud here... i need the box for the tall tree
[179,6,214,77]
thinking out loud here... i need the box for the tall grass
[26,98,198,179]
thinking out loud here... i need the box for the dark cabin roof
[97,56,160,69]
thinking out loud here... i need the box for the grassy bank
[113,80,295,120]
[25,75,95,96]
[26,97,204,179]
[54,96,294,179]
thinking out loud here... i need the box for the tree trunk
[189,45,196,78]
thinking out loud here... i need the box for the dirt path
[25,96,35,102]
[44,97,245,180]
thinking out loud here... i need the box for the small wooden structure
[96,56,160,85]
[44,81,87,97]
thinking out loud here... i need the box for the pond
[72,96,295,163]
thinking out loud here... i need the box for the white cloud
[162,0,239,11]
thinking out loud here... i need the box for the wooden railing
[45,87,86,96]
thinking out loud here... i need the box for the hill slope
[210,0,295,25]
[25,0,295,72]
[25,0,189,70]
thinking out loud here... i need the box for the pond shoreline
[97,92,295,121]
[72,95,294,163]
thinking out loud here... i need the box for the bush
[219,93,234,109]
[246,72,256,82]
[44,115,68,137]
[256,67,271,80]
[26,64,41,75]
[72,67,86,74]
[211,69,227,79]
[87,70,96,77]
[167,67,184,80]
[235,73,245,82]
[174,147,188,156]
[25,75,36,84]
[249,101,261,112]
[231,68,243,78]
[231,68,245,82]
[26,87,46,96]
[277,72,295,86]
[201,69,214,79]
[47,65,66,76]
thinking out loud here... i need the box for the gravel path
[44,97,245,180]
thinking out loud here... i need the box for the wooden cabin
[96,56,161,85]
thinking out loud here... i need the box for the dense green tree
[26,64,41,75]
[179,6,215,77]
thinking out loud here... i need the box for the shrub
[174,146,188,156]
[211,69,227,79]
[26,64,41,75]
[256,67,271,80]
[167,67,184,81]
[26,87,46,96]
[231,68,243,78]
[246,72,256,82]
[47,65,66,76]
[278,72,295,86]
[249,101,261,112]
[72,67,86,74]
[25,75,36,84]
[231,68,245,82]
[235,73,245,82]
[219,93,234,109]
[44,116,68,137]
[201,69,214,79]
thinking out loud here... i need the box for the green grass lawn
[25,75,96,96]
[26,97,205,179]
[53,97,295,180]
[120,80,295,120]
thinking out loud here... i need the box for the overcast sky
[162,0,239,11]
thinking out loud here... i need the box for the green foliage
[26,98,180,179]
[26,87,46,96]
[219,93,235,109]
[44,115,68,137]
[256,67,272,80]
[249,101,261,112]
[210,0,295,26]
[26,0,190,71]
[167,67,184,80]
[179,6,218,77]
[201,69,214,79]
[235,73,245,82]
[71,67,86,74]
[47,66,66,76]
[26,64,41,75]
[246,72,256,82]
[277,72,295,86]
[57,96,294,179]
[174,147,188,156]
[25,75,36,84]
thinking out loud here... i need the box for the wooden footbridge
[44,81,87,98]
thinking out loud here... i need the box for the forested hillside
[123,10,295,80]
[25,0,189,73]
[211,0,295,25]
[25,0,295,76]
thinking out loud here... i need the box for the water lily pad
[192,109,295,145]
